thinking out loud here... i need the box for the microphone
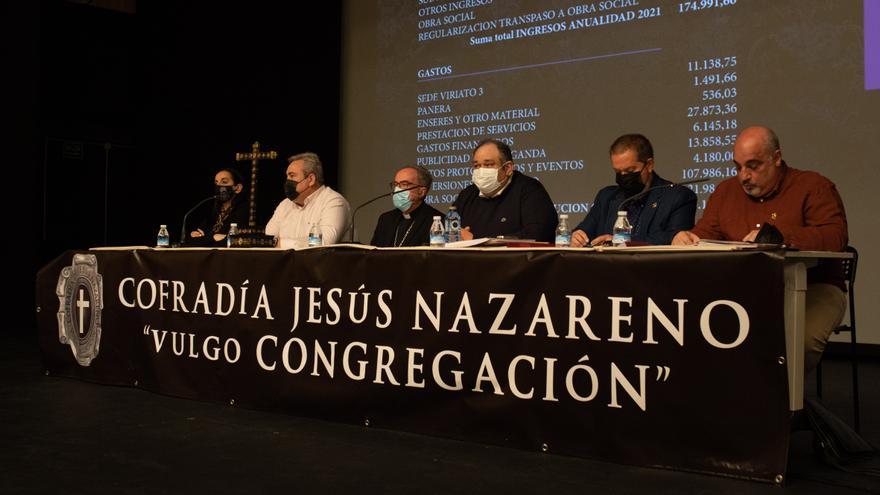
[617,177,710,212]
[180,196,216,246]
[349,185,421,243]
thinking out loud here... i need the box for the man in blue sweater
[571,134,696,246]
[454,138,558,242]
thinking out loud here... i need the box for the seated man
[188,167,249,247]
[673,126,848,372]
[265,152,352,249]
[371,165,443,247]
[453,138,557,242]
[572,134,696,246]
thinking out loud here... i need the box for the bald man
[673,126,848,372]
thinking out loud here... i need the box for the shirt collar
[478,173,514,198]
[750,162,788,202]
[292,185,325,209]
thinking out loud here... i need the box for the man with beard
[371,165,443,247]
[673,126,848,372]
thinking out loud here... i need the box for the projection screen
[341,0,880,343]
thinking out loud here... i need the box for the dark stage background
[10,0,878,350]
[11,0,343,330]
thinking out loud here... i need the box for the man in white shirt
[265,152,352,249]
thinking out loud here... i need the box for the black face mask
[615,172,644,196]
[284,179,300,200]
[215,185,236,203]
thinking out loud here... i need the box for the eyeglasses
[390,181,422,189]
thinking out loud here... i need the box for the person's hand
[190,229,204,238]
[571,229,589,247]
[590,234,613,246]
[460,226,473,240]
[672,230,700,245]
[742,230,759,242]
[213,233,227,242]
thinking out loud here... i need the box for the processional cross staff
[235,141,278,229]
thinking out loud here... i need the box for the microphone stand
[349,185,421,243]
[181,196,216,246]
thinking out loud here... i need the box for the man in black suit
[571,134,697,246]
[371,165,444,247]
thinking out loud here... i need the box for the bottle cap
[160,224,167,228]
[433,216,441,220]
[560,214,568,219]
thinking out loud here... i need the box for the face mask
[284,179,300,201]
[215,185,236,203]
[392,186,413,212]
[615,172,644,196]
[472,167,503,195]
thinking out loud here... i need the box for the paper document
[445,238,493,248]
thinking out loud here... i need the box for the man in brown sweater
[673,126,848,372]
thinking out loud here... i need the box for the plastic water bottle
[157,224,170,248]
[445,206,461,243]
[430,216,446,247]
[612,211,632,246]
[227,223,239,248]
[555,214,571,247]
[307,223,323,247]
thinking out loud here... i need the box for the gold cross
[235,141,278,228]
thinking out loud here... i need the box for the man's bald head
[733,126,783,198]
[737,126,780,156]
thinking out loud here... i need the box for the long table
[36,245,845,483]
[782,250,853,412]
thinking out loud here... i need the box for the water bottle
[445,206,461,243]
[156,224,170,248]
[612,211,632,246]
[227,223,239,248]
[307,223,323,247]
[429,216,446,247]
[555,214,571,247]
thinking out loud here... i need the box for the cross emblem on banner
[235,141,278,229]
[76,288,90,335]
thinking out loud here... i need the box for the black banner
[37,248,790,482]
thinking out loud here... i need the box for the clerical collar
[402,201,425,219]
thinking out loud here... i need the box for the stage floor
[1,330,877,494]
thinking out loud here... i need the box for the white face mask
[472,167,504,195]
